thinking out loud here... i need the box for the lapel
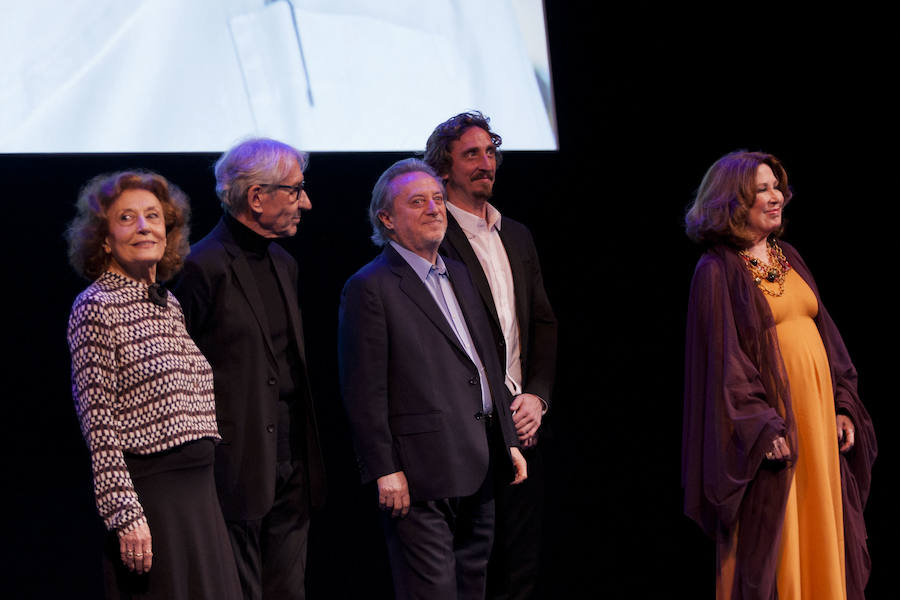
[444,257,487,357]
[384,246,468,358]
[214,219,278,365]
[271,250,307,367]
[444,213,501,329]
[497,224,529,341]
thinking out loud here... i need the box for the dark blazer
[338,245,519,502]
[440,212,557,404]
[172,218,326,520]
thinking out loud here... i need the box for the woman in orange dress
[681,151,876,599]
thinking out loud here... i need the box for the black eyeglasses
[262,181,305,200]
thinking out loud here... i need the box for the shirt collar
[389,241,448,283]
[446,201,502,239]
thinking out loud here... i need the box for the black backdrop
[3,4,896,598]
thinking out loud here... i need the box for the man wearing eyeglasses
[173,138,326,600]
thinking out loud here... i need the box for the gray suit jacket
[338,245,518,501]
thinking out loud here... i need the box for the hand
[521,433,538,448]
[764,436,791,461]
[119,521,153,574]
[836,414,855,453]
[377,471,410,518]
[509,447,528,485]
[510,393,543,443]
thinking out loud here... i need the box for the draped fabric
[682,242,876,599]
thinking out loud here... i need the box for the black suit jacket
[440,212,557,405]
[173,218,326,520]
[338,245,519,502]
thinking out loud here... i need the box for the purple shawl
[682,242,876,599]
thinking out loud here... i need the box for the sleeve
[67,297,147,535]
[681,257,786,537]
[783,245,876,598]
[521,227,558,406]
[783,245,876,497]
[337,274,397,483]
[817,297,877,597]
[818,307,876,499]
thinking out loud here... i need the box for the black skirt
[102,438,241,599]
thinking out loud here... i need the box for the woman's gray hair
[214,138,309,216]
[369,158,442,246]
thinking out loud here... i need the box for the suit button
[267,377,277,385]
[266,424,275,433]
[499,338,506,347]
[469,377,478,385]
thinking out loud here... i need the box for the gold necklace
[738,240,791,297]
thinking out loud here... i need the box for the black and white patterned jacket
[67,271,220,534]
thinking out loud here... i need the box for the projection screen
[0,0,557,152]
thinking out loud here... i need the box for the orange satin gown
[766,267,846,600]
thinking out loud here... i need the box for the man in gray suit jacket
[338,158,526,600]
[173,138,326,600]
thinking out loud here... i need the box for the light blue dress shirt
[389,241,492,413]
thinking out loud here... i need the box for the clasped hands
[511,393,544,448]
[764,414,856,461]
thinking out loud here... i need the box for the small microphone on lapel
[148,283,168,308]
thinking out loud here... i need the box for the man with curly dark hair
[426,112,558,600]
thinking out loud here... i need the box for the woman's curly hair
[66,170,191,282]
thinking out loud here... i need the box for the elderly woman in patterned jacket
[65,171,240,599]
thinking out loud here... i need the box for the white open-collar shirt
[446,201,523,396]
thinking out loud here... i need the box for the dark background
[3,4,896,598]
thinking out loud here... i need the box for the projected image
[1,0,556,152]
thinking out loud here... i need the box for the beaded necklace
[738,239,792,297]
